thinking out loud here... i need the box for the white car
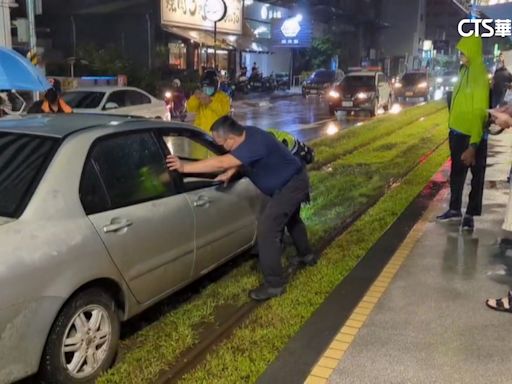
[62,86,167,119]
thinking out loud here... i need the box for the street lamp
[205,0,227,69]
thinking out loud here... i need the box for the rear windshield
[343,76,375,88]
[0,133,58,218]
[62,91,105,109]
[401,73,427,85]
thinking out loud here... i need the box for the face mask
[203,86,215,96]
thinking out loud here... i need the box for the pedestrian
[166,116,316,301]
[27,87,72,114]
[485,107,512,312]
[492,54,512,108]
[436,36,490,231]
[187,69,230,132]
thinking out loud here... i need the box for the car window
[309,70,335,82]
[343,76,375,88]
[161,132,226,191]
[401,73,427,85]
[87,132,178,211]
[0,133,58,218]
[62,91,105,109]
[125,90,151,106]
[105,91,128,109]
[79,160,110,215]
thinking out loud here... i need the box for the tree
[297,37,342,72]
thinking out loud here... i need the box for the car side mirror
[104,102,119,110]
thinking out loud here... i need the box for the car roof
[63,86,149,93]
[346,72,380,77]
[0,114,176,138]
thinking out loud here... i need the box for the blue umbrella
[0,47,50,91]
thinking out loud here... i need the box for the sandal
[485,290,512,313]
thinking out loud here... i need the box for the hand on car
[490,109,512,129]
[215,168,238,186]
[166,155,184,173]
[461,147,476,167]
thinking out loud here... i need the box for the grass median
[99,102,449,384]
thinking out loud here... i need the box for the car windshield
[62,91,105,109]
[0,133,58,218]
[343,76,375,88]
[401,73,427,85]
[310,70,335,82]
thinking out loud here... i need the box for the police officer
[166,116,316,301]
[268,129,315,165]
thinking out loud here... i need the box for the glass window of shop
[169,42,187,70]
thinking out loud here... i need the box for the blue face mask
[203,86,215,96]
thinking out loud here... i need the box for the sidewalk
[308,131,512,383]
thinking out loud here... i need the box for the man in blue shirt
[166,116,315,301]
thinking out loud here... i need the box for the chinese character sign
[272,14,312,48]
[161,0,242,34]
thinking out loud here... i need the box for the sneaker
[287,254,318,275]
[461,215,474,231]
[436,209,462,222]
[249,284,286,301]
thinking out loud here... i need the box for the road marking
[303,188,448,384]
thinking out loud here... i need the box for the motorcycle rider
[188,69,231,132]
[169,78,187,121]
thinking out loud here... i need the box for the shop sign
[272,14,312,48]
[161,0,242,34]
[244,1,287,22]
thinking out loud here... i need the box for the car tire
[370,101,378,117]
[39,288,120,384]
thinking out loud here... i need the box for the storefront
[160,0,243,73]
[240,1,291,76]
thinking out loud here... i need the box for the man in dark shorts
[166,116,315,301]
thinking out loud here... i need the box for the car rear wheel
[39,288,120,384]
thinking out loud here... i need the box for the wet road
[232,96,372,142]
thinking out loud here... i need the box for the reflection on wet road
[232,96,372,142]
[185,95,409,142]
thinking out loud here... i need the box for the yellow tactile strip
[304,191,445,384]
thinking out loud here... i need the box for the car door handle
[103,219,133,233]
[193,197,211,207]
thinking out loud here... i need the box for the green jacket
[449,36,489,145]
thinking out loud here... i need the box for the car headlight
[356,92,368,100]
[451,77,458,83]
[417,82,428,89]
[394,83,402,88]
[436,78,442,83]
[165,91,172,99]
[328,90,341,98]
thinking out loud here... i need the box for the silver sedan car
[0,114,263,383]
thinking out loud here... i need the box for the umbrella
[0,47,50,91]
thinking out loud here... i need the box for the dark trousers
[449,130,487,216]
[257,169,312,288]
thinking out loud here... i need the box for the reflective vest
[41,99,73,114]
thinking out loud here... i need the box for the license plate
[310,89,317,94]
[342,101,353,107]
[405,92,414,97]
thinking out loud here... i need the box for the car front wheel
[39,288,120,384]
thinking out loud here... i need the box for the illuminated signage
[161,0,242,35]
[272,14,312,48]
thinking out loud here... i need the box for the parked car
[326,70,393,116]
[275,72,290,90]
[62,86,167,119]
[302,69,344,97]
[0,114,264,383]
[394,71,432,103]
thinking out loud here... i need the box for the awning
[163,26,235,50]
[480,3,512,20]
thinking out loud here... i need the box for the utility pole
[26,0,38,100]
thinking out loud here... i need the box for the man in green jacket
[436,35,490,230]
